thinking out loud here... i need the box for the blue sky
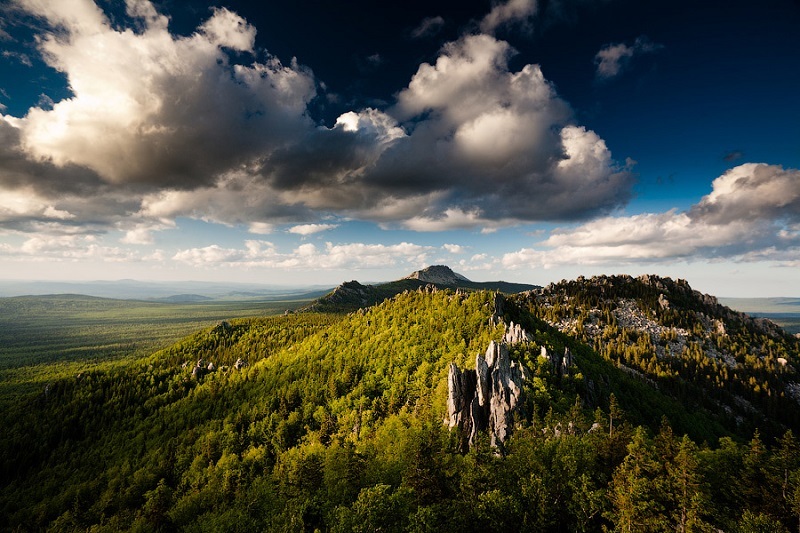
[0,0,799,296]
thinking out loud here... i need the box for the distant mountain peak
[403,265,470,285]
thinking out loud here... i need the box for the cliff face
[447,340,527,450]
[447,304,540,451]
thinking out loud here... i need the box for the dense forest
[1,277,800,531]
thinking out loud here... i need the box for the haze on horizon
[0,0,799,297]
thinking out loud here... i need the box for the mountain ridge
[402,265,471,285]
[303,264,539,312]
[2,270,799,531]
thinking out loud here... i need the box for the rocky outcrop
[191,358,216,378]
[489,292,504,326]
[212,321,232,334]
[538,345,573,378]
[447,340,527,451]
[234,358,248,370]
[404,265,471,285]
[191,359,205,378]
[503,321,532,344]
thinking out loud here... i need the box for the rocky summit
[403,265,470,285]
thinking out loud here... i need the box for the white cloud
[120,220,174,245]
[442,243,465,254]
[480,0,537,33]
[288,223,339,236]
[595,36,662,79]
[248,222,275,235]
[42,206,75,220]
[1,233,139,263]
[14,1,315,187]
[502,163,800,268]
[172,240,434,270]
[690,163,800,224]
[172,244,249,265]
[199,7,256,51]
[1,0,634,238]
[121,227,154,245]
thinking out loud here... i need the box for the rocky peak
[404,265,470,285]
[447,341,527,451]
[447,297,539,451]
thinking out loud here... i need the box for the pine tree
[607,427,668,532]
[668,435,712,532]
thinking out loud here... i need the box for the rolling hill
[303,265,539,312]
[0,269,798,531]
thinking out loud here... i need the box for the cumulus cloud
[288,223,339,236]
[502,163,800,269]
[690,163,800,225]
[15,2,315,188]
[442,243,466,254]
[480,0,537,33]
[372,34,634,224]
[595,36,662,79]
[1,233,140,262]
[1,0,634,241]
[172,240,434,270]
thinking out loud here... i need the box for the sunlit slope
[2,284,799,531]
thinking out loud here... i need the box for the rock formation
[191,358,216,378]
[447,340,527,451]
[234,358,248,370]
[538,345,573,378]
[503,321,532,344]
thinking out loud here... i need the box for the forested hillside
[1,280,800,531]
[516,275,800,440]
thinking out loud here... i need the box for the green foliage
[1,285,799,531]
[511,275,800,441]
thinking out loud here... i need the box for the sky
[0,0,799,296]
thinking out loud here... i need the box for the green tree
[668,435,712,532]
[735,510,789,533]
[607,427,668,532]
